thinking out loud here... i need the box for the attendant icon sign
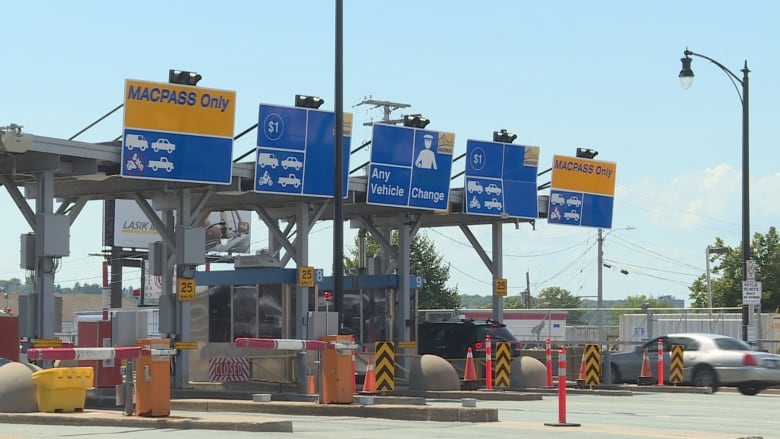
[366,124,454,211]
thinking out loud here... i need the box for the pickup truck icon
[278,174,301,188]
[564,210,580,221]
[258,152,279,169]
[149,157,174,172]
[467,180,484,194]
[125,134,148,151]
[484,198,502,210]
[151,138,176,153]
[550,193,565,206]
[566,196,582,208]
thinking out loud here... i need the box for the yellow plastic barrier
[31,367,94,413]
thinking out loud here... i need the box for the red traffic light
[323,290,333,300]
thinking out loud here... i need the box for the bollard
[544,346,580,428]
[485,334,493,391]
[546,338,553,387]
[658,339,664,386]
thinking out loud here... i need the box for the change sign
[366,124,454,211]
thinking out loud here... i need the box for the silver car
[608,333,780,395]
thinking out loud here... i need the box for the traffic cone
[463,347,477,381]
[637,348,654,385]
[575,354,587,389]
[362,356,377,394]
[460,347,480,390]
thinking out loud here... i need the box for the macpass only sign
[121,79,236,184]
[547,154,617,228]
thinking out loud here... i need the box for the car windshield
[714,336,753,351]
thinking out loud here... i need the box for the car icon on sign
[151,138,176,153]
[564,210,580,221]
[566,196,582,207]
[281,156,303,171]
[485,184,502,195]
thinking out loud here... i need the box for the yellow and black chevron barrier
[669,344,684,385]
[494,342,511,388]
[579,344,601,388]
[374,341,395,391]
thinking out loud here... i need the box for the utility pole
[356,97,410,126]
[525,271,531,309]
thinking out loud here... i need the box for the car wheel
[610,364,622,384]
[737,384,763,396]
[693,365,719,392]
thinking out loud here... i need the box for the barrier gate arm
[234,337,358,352]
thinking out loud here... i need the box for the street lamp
[705,246,728,333]
[679,49,751,340]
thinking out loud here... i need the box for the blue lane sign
[366,124,455,210]
[464,140,539,219]
[254,104,352,197]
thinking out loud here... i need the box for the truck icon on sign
[550,193,565,206]
[258,152,279,169]
[467,180,484,194]
[125,134,148,151]
[278,174,301,188]
[149,157,174,172]
[564,210,580,221]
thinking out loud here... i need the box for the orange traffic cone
[460,347,479,390]
[463,347,477,381]
[362,356,377,394]
[637,348,654,385]
[576,354,587,389]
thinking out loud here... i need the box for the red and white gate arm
[234,338,328,351]
[26,346,142,361]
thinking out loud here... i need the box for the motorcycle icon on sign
[258,171,273,186]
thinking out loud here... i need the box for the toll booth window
[233,285,258,339]
[208,285,231,342]
[257,285,282,338]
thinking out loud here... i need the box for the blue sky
[1,1,779,305]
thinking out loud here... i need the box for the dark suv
[418,319,521,359]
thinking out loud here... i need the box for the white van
[125,134,148,151]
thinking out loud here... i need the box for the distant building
[657,295,685,308]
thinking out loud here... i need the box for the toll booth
[187,267,421,389]
[78,318,122,388]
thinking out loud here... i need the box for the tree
[533,286,584,324]
[689,228,780,310]
[345,231,460,309]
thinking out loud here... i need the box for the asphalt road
[0,391,775,438]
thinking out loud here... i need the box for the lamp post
[679,49,751,341]
[705,246,728,333]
